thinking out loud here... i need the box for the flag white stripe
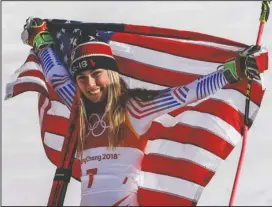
[150,36,245,52]
[156,111,241,146]
[139,171,204,201]
[7,61,42,84]
[110,40,221,75]
[212,89,259,119]
[39,96,50,126]
[44,132,64,152]
[173,110,241,145]
[146,139,222,172]
[15,61,42,74]
[5,76,48,100]
[47,101,71,119]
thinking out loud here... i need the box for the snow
[2,1,272,206]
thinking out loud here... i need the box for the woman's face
[76,69,110,103]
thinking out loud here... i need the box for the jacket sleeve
[126,69,230,135]
[37,47,76,110]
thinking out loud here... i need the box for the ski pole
[228,1,270,206]
[47,100,80,206]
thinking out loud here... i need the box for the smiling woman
[76,69,110,103]
[2,1,272,206]
[14,16,268,206]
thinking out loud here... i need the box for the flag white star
[56,32,62,39]
[71,51,75,61]
[89,35,95,41]
[73,28,80,33]
[61,28,66,33]
[72,38,78,47]
[64,55,68,64]
[70,37,74,45]
[70,37,78,47]
[60,43,64,51]
[65,20,71,24]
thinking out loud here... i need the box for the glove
[223,45,265,84]
[21,17,54,52]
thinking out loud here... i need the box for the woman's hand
[223,45,267,83]
[238,45,265,80]
[21,17,54,52]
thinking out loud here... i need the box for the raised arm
[37,47,76,110]
[127,45,266,135]
[21,17,76,110]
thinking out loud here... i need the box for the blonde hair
[76,89,87,160]
[106,70,127,147]
[76,70,128,160]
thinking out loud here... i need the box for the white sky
[2,1,272,206]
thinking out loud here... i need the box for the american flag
[5,19,268,206]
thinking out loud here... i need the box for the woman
[21,17,264,206]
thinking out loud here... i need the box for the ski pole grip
[54,168,72,182]
[260,1,270,23]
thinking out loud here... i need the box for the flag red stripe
[38,94,47,115]
[224,80,264,106]
[124,24,247,48]
[72,159,81,180]
[38,94,51,125]
[115,55,199,86]
[43,145,62,166]
[255,52,269,72]
[147,122,234,160]
[142,154,215,187]
[42,114,69,136]
[24,54,40,64]
[112,33,239,63]
[138,188,195,206]
[12,82,48,98]
[169,99,244,133]
[18,70,46,81]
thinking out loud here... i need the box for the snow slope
[2,1,272,205]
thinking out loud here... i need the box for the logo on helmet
[89,59,96,67]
